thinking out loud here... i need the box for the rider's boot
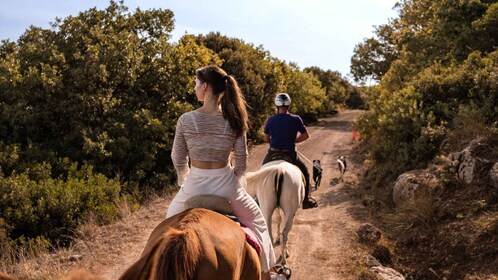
[302,183,318,209]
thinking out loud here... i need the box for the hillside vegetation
[351,0,498,278]
[0,1,361,267]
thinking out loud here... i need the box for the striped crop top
[171,110,248,186]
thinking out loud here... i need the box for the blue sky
[0,0,398,78]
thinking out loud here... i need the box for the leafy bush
[0,162,122,245]
[0,1,352,253]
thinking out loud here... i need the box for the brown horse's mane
[119,209,204,280]
[158,211,203,280]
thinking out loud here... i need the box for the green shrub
[357,86,428,167]
[0,163,122,245]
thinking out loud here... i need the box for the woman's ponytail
[221,75,249,137]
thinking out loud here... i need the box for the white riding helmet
[274,93,291,106]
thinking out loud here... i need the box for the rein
[296,150,323,172]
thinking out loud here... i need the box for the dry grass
[0,194,171,280]
[464,275,498,280]
[355,265,381,280]
[472,212,498,233]
[445,109,498,154]
[381,189,437,232]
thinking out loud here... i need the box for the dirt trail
[96,109,370,280]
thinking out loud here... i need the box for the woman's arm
[233,133,248,177]
[171,115,190,186]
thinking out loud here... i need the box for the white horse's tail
[246,168,278,193]
[274,170,284,208]
[246,167,285,207]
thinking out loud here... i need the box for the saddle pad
[240,224,262,256]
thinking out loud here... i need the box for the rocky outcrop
[393,139,497,208]
[365,255,405,280]
[357,223,403,279]
[392,170,440,208]
[449,139,492,184]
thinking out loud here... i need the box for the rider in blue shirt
[262,93,318,209]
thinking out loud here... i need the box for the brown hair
[195,65,249,137]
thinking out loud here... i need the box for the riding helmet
[274,93,291,106]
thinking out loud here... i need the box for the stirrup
[302,197,318,209]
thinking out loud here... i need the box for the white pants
[166,166,276,272]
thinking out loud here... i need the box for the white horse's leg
[280,212,296,265]
[260,203,275,245]
[274,208,282,246]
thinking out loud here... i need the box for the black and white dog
[337,156,347,182]
[312,159,322,189]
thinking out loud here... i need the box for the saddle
[185,194,233,215]
[265,152,295,165]
[184,194,261,256]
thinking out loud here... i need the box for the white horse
[245,160,305,265]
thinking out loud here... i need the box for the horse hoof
[282,267,292,279]
[271,265,292,279]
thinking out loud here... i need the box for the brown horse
[118,208,261,280]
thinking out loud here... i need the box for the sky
[0,0,399,79]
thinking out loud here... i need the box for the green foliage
[0,1,222,191]
[0,162,122,245]
[352,0,498,180]
[0,142,19,175]
[0,1,354,252]
[283,64,327,120]
[194,32,334,139]
[345,88,367,109]
[356,85,447,176]
[304,66,360,110]
[194,32,284,141]
[350,24,398,83]
[473,2,498,51]
[352,0,497,85]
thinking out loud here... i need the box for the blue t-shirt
[264,113,307,150]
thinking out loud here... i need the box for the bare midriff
[191,160,229,169]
